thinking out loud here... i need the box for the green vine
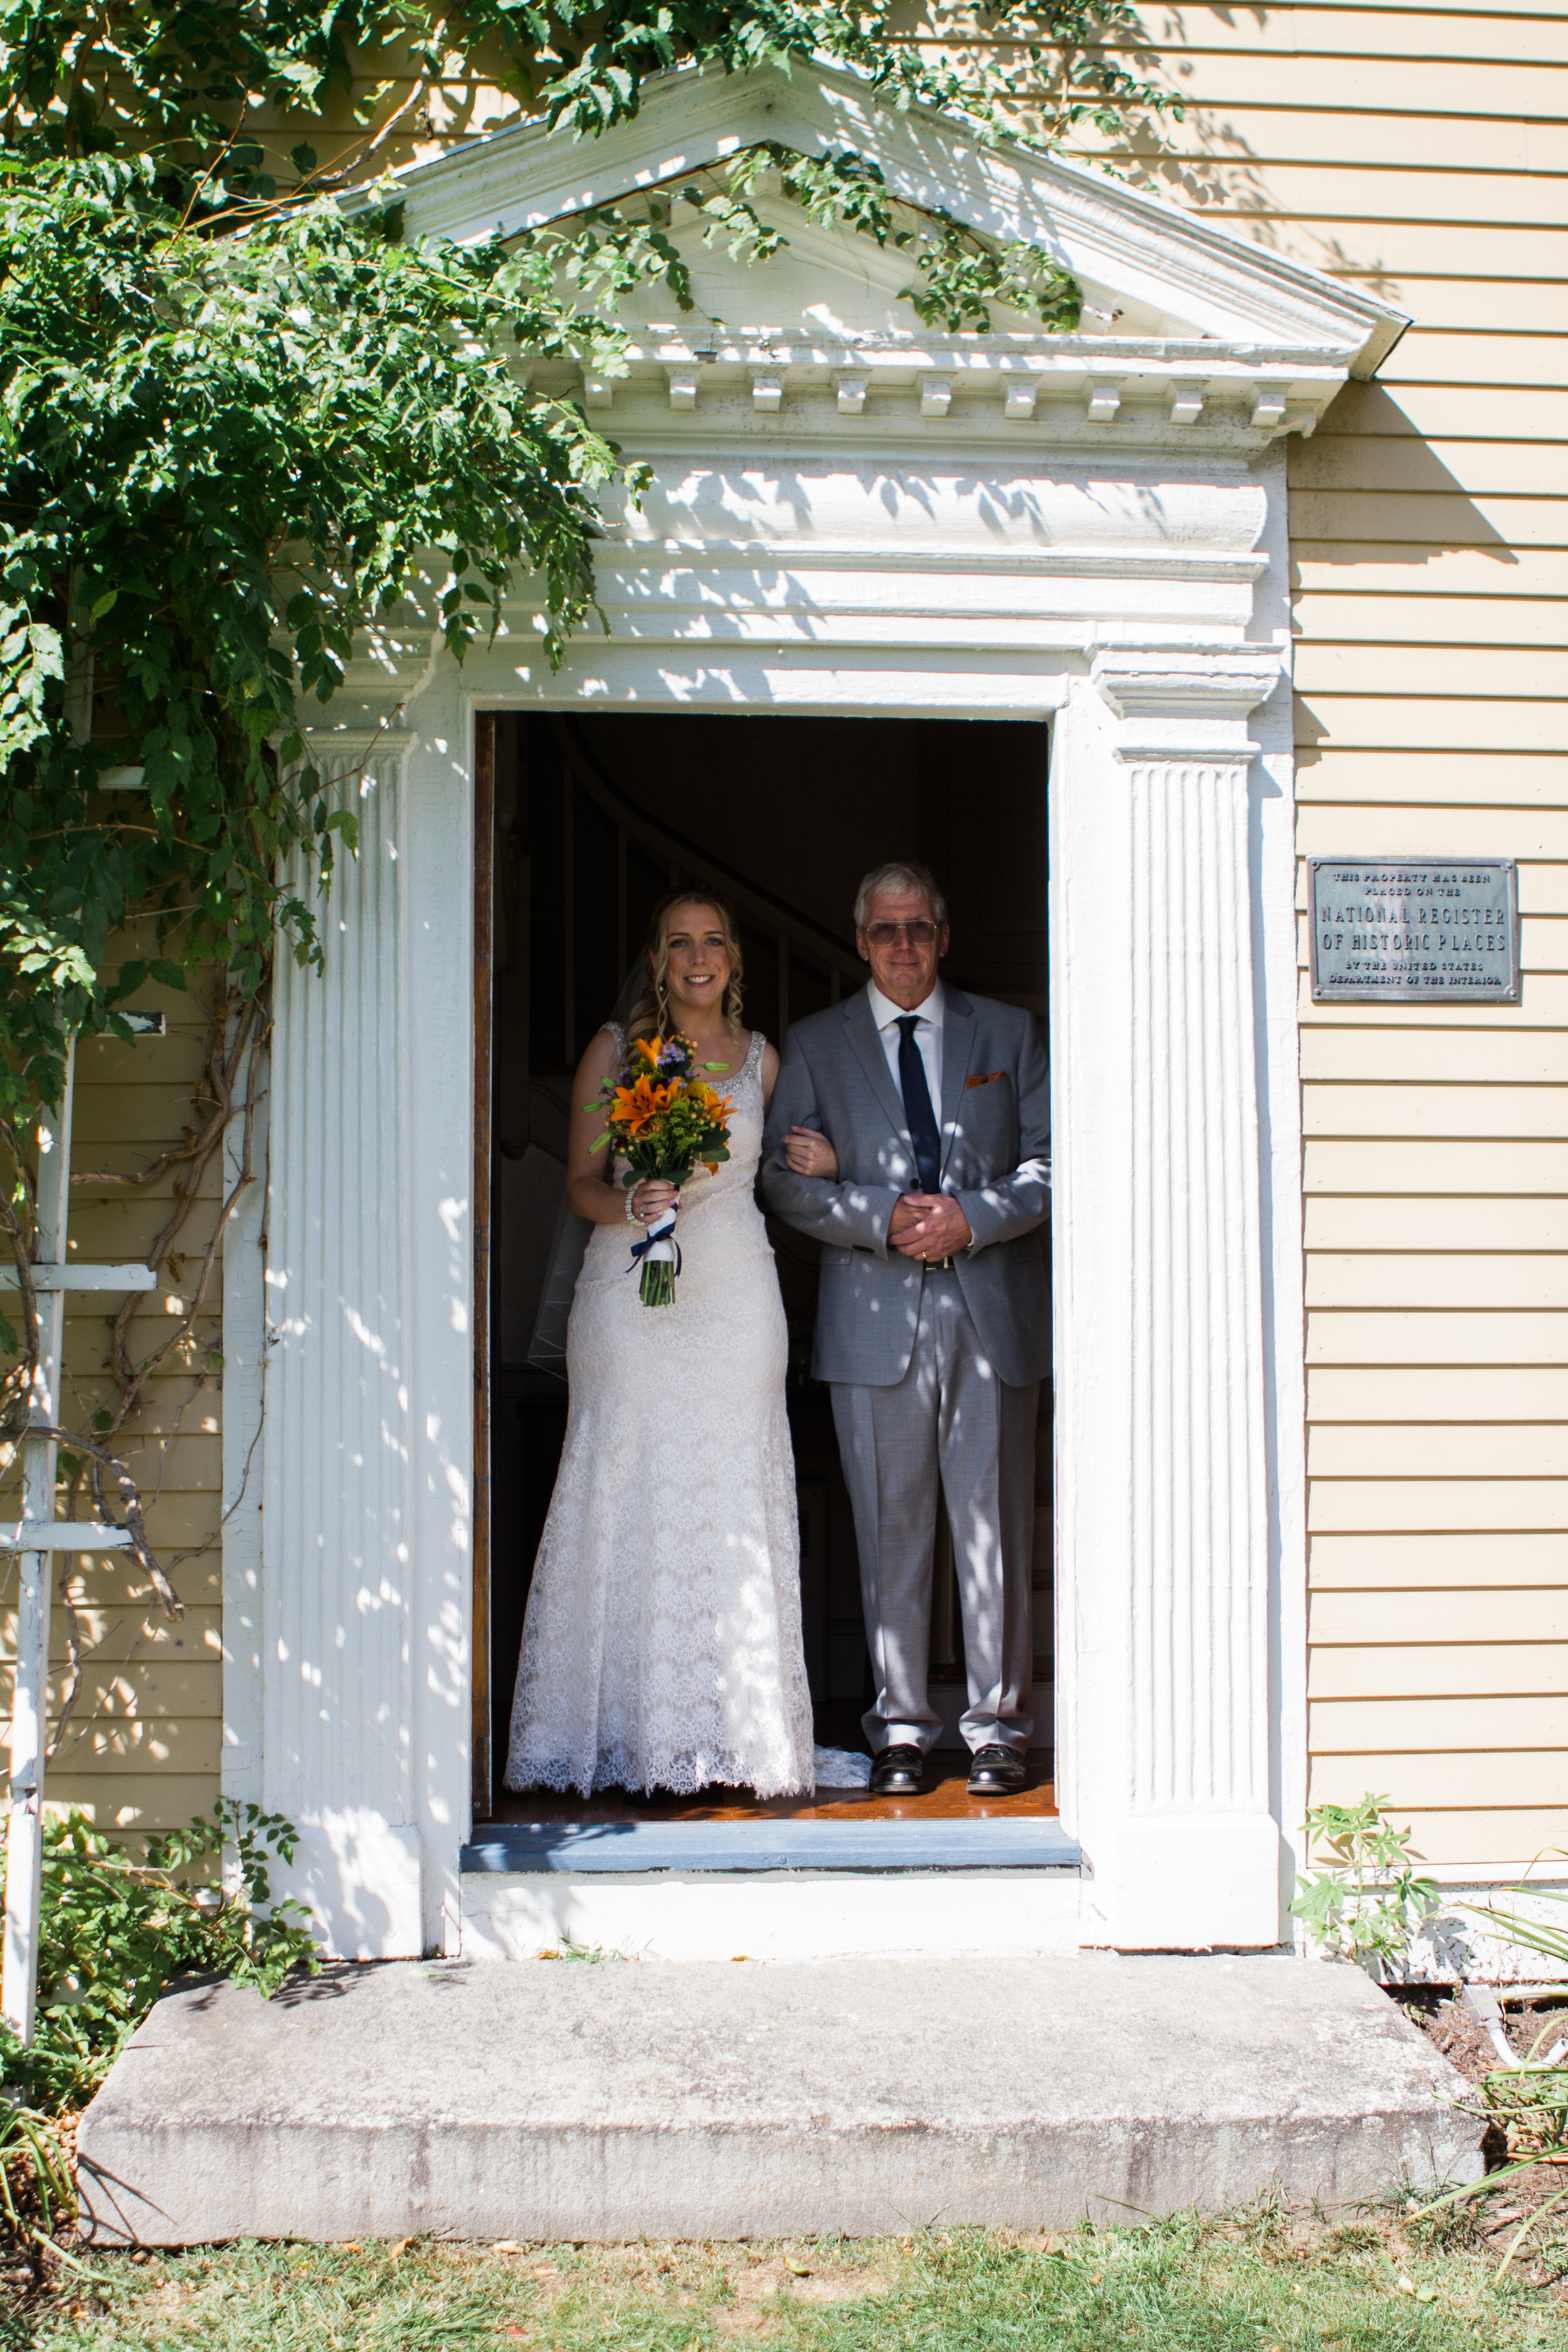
[0,0,1173,1613]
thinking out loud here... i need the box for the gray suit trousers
[831,1267,1036,1757]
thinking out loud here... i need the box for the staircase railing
[548,718,864,1043]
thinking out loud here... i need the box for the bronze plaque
[1308,859,1520,1004]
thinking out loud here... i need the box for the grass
[11,2206,1568,2352]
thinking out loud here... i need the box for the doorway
[472,711,1052,1821]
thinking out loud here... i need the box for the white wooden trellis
[0,1034,158,2042]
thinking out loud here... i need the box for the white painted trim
[261,747,427,1959]
[460,1869,1083,1963]
[1253,444,1309,1942]
[220,1046,267,1809]
[250,69,1326,1963]
[1053,655,1283,1950]
[383,60,1406,374]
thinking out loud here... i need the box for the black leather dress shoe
[967,1744,1027,1794]
[870,1743,925,1796]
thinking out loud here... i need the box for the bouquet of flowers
[588,1032,734,1306]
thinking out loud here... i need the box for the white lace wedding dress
[505,1025,815,1798]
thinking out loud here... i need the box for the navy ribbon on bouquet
[628,1226,682,1277]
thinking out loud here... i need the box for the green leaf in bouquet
[588,1131,611,1153]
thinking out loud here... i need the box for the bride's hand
[784,1125,839,1180]
[630,1179,679,1224]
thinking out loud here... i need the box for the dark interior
[480,711,1052,1818]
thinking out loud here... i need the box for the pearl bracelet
[625,1184,642,1225]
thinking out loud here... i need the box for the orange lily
[610,1075,671,1136]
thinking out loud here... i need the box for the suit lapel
[844,988,911,1144]
[938,987,977,1173]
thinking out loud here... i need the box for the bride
[505,891,838,1799]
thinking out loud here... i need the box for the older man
[761,861,1051,1796]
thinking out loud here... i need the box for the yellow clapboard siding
[1379,335,1568,389]
[0,1608,221,1666]
[1306,1195,1568,1249]
[1308,1479,1568,1531]
[1303,1078,1568,1135]
[1308,1312,1568,1366]
[1302,983,1568,1029]
[1124,12,1568,64]
[1505,873,1565,919]
[1316,385,1568,440]
[1306,1195,1568,1248]
[1309,1366,1568,1421]
[1308,1424,1568,1477]
[1303,1089,1568,1142]
[1295,699,1568,755]
[1172,218,1568,275]
[1392,1813,1568,1865]
[73,1033,211,1090]
[43,1719,220,1771]
[1108,108,1531,172]
[1311,1695,1568,1750]
[1293,597,1568,650]
[60,1209,213,1258]
[1303,1794,1568,1863]
[20,1554,222,1608]
[1305,1140,1568,1192]
[1516,917,1564,965]
[1312,1587,1568,1643]
[69,1086,230,1147]
[1308,1254,1568,1308]
[44,1778,220,1831]
[1174,169,1566,228]
[1293,552,1568,600]
[1288,496,1566,551]
[2,1433,227,1497]
[1296,647,1568,700]
[0,1663,223,1720]
[1311,279,1568,337]
[1311,1532,1568,1587]
[1085,58,1568,117]
[1310,1641,1568,1699]
[1293,447,1568,502]
[1316,376,1568,437]
[1301,1032,1568,1083]
[1298,764,1568,813]
[1306,983,1568,1030]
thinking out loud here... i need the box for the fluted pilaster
[1054,653,1280,1947]
[260,750,423,1954]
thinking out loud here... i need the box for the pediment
[382,59,1406,444]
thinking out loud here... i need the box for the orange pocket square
[967,1069,1005,1090]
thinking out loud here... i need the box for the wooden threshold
[477,1752,1057,1828]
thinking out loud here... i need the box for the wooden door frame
[472,711,496,1821]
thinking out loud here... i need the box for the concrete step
[77,1952,1482,2247]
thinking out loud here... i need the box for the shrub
[2,1798,317,2114]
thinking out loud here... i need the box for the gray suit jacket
[760,983,1051,1388]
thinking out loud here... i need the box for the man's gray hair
[854,861,948,930]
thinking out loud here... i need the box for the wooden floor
[485,1753,1057,1826]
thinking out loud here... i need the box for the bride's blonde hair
[625,889,745,1046]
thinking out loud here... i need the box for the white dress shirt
[867,980,945,1121]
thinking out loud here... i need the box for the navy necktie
[895,1016,942,1194]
